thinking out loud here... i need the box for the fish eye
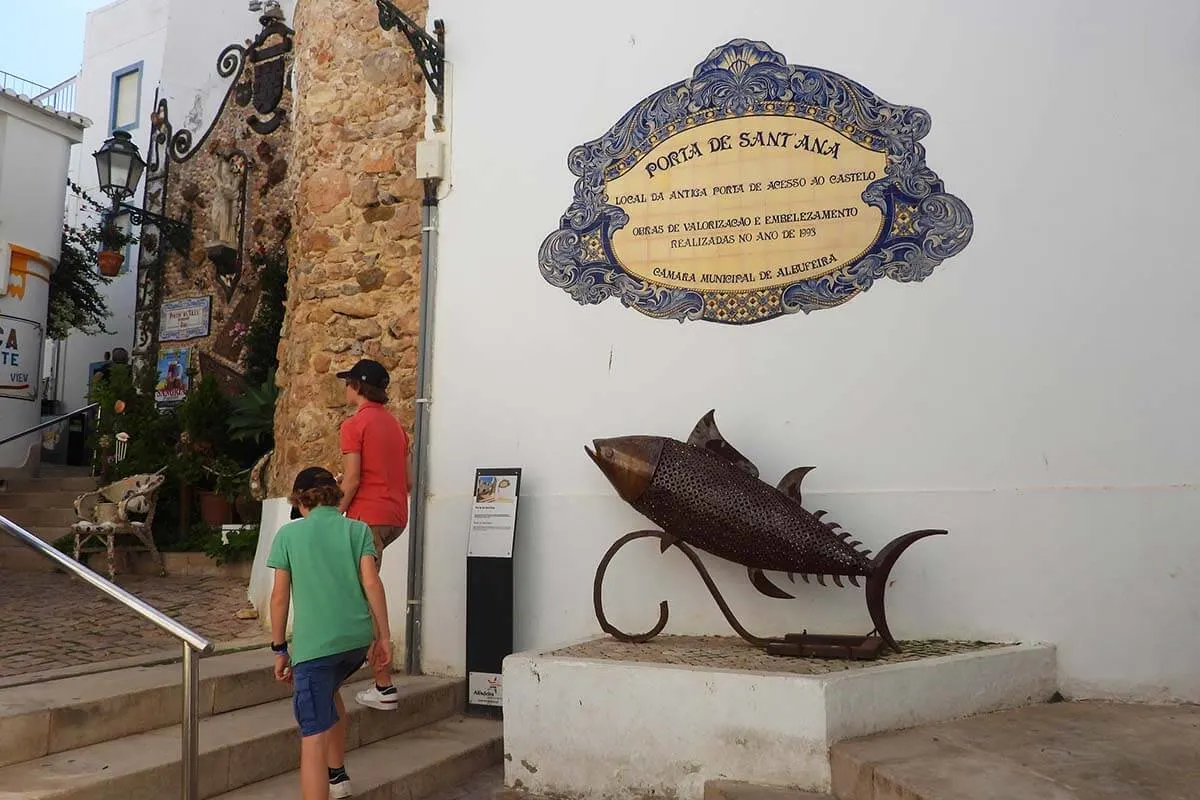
[602,447,614,459]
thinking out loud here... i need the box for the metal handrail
[0,514,212,800]
[0,402,99,448]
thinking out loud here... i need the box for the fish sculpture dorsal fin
[686,410,759,479]
[777,466,816,506]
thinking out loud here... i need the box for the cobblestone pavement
[0,568,264,679]
[550,634,1008,675]
[425,765,502,800]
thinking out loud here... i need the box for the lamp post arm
[116,201,193,257]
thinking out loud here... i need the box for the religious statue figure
[208,155,240,247]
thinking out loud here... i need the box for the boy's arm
[338,452,361,513]
[358,554,390,642]
[270,568,291,644]
[269,568,292,681]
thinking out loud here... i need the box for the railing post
[181,643,200,800]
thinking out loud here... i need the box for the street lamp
[92,130,192,255]
[93,131,146,202]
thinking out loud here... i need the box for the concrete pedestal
[502,636,1057,799]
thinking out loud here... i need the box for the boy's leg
[326,690,348,769]
[327,648,369,798]
[372,527,394,688]
[356,526,400,711]
[300,734,331,800]
[293,655,346,799]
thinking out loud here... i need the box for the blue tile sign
[538,39,973,325]
[159,296,212,342]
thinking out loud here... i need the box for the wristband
[271,642,288,654]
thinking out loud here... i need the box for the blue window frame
[109,61,143,132]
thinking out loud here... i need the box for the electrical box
[415,139,445,180]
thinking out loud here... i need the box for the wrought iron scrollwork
[119,202,192,256]
[374,0,445,130]
[593,530,776,647]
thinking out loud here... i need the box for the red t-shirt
[339,402,410,528]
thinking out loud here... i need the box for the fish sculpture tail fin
[865,529,947,651]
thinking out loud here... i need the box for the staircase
[0,465,95,571]
[0,647,503,799]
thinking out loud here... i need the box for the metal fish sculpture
[585,410,945,652]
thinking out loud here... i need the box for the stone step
[829,701,1200,799]
[1,475,97,494]
[37,466,95,477]
[216,714,503,800]
[706,781,832,800]
[5,506,78,527]
[0,648,297,768]
[0,523,70,543]
[0,546,62,572]
[0,489,87,510]
[0,674,464,799]
[0,525,73,572]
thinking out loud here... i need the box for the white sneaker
[355,685,399,711]
[329,776,353,798]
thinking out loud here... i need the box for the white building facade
[53,0,296,414]
[0,92,87,466]
[394,0,1198,704]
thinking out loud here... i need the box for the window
[109,62,143,131]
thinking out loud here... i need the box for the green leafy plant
[47,223,114,340]
[228,368,278,449]
[204,525,259,565]
[97,217,136,252]
[174,374,232,492]
[242,243,288,386]
[208,454,250,503]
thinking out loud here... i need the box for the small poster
[0,314,43,401]
[466,468,521,558]
[467,672,503,707]
[159,296,212,342]
[155,347,191,408]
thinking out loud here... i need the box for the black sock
[376,683,396,694]
[329,766,348,782]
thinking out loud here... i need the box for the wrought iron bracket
[116,202,193,257]
[374,0,445,130]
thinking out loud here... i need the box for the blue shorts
[291,647,368,737]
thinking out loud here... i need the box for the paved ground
[834,700,1200,799]
[0,568,264,680]
[425,765,502,800]
[549,634,1005,675]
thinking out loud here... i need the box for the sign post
[464,467,521,717]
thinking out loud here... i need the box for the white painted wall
[408,0,1200,703]
[58,0,170,413]
[56,0,297,412]
[0,96,86,465]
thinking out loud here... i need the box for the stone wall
[269,0,428,493]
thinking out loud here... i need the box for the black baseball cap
[335,358,389,390]
[289,466,338,519]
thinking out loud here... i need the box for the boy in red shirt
[335,358,411,710]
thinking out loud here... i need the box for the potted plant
[206,455,247,526]
[175,374,234,526]
[97,218,134,277]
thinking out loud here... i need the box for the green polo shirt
[266,506,377,665]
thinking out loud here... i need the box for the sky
[1,0,110,88]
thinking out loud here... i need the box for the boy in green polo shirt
[268,466,392,800]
